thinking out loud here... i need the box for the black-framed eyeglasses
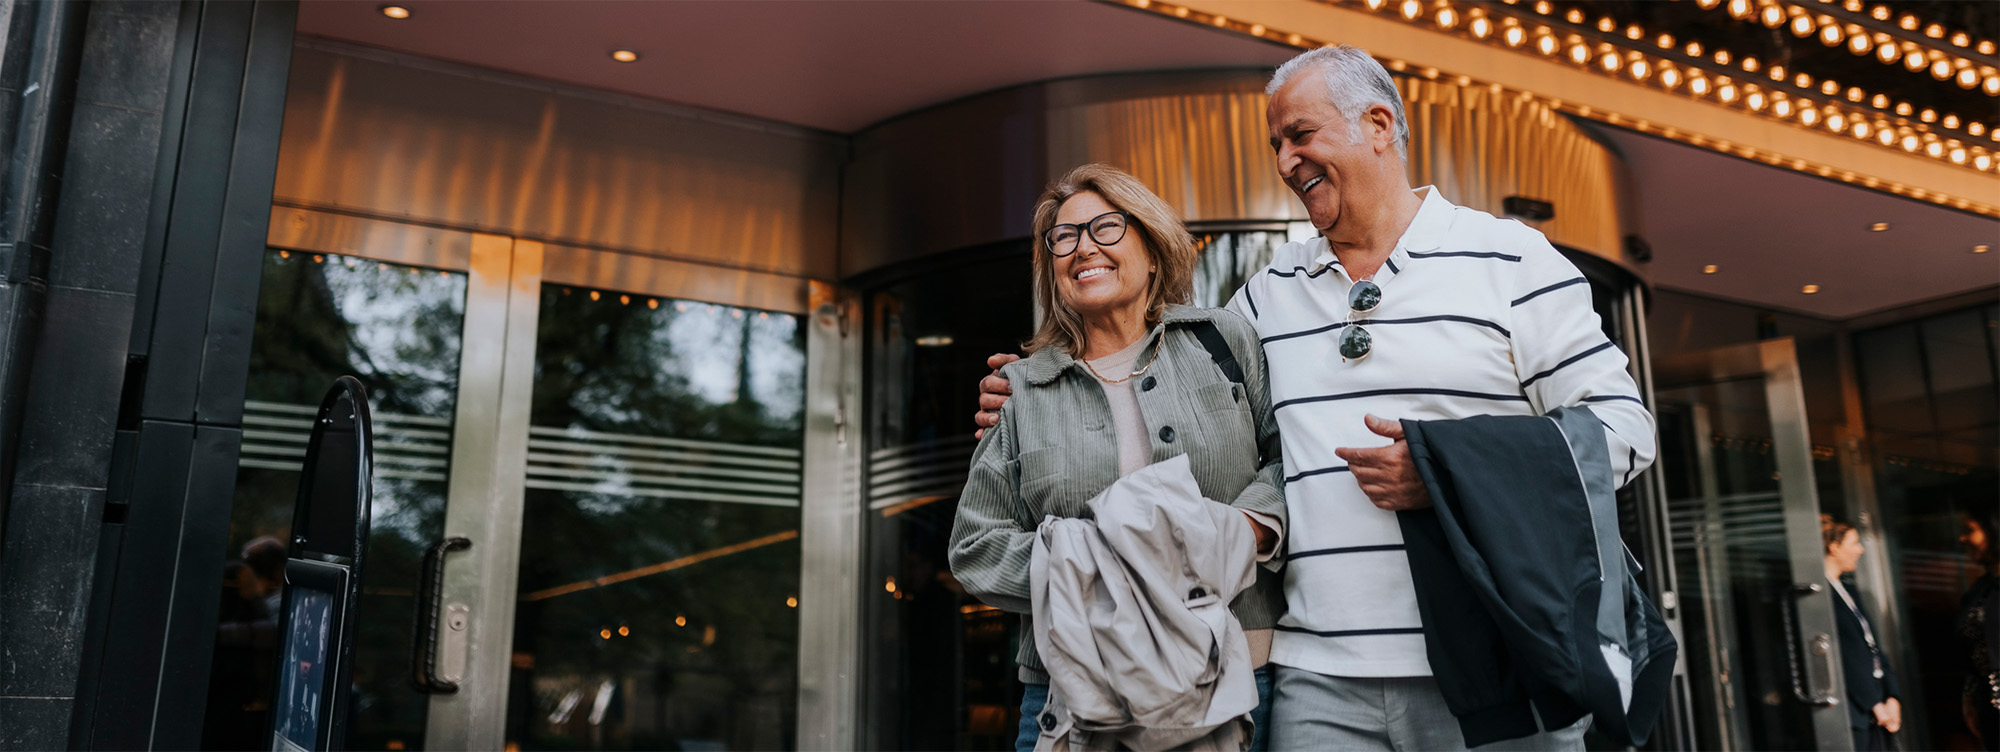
[1043,211,1134,257]
[1339,279,1382,361]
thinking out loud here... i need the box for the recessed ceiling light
[1801,284,1821,294]
[914,335,955,347]
[379,5,410,19]
[1976,244,1993,254]
[1702,264,1719,274]
[610,49,640,63]
[1869,222,1890,231]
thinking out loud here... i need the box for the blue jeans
[1017,682,1049,752]
[1018,668,1276,752]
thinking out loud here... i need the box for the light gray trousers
[1267,667,1589,751]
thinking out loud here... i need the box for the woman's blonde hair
[1024,164,1197,356]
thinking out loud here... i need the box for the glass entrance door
[232,209,812,750]
[419,244,812,750]
[1655,338,1851,751]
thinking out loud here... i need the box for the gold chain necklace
[1082,340,1162,384]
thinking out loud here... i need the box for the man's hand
[1873,698,1902,734]
[974,353,1020,438]
[1333,415,1432,511]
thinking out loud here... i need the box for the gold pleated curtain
[1039,75,1632,266]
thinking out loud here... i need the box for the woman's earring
[1150,267,1158,274]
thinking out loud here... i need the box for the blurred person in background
[1961,509,1999,750]
[1825,516,1903,751]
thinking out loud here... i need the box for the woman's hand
[1873,697,1901,733]
[1241,511,1278,556]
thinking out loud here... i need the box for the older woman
[949,163,1286,752]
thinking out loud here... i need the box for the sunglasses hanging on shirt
[1340,279,1381,361]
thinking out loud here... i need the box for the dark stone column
[0,2,175,748]
[0,1,295,748]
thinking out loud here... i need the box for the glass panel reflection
[1189,229,1290,309]
[209,250,467,751]
[863,247,1033,751]
[1855,304,2000,750]
[507,285,805,751]
[1658,377,1815,751]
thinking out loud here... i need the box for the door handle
[412,536,471,693]
[1780,583,1840,708]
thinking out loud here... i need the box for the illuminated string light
[1117,0,1996,193]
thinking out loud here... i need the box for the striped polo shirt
[1225,187,1657,678]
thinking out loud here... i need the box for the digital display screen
[272,587,334,751]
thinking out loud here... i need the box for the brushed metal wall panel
[266,205,475,270]
[540,243,810,314]
[274,42,843,280]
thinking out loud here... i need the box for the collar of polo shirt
[1310,186,1452,278]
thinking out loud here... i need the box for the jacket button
[1158,426,1175,443]
[1040,712,1057,731]
[1141,375,1157,391]
[1188,587,1205,599]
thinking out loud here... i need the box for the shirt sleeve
[1506,231,1658,489]
[946,392,1035,614]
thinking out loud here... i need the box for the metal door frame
[267,206,857,748]
[1656,337,1853,751]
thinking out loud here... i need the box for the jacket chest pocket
[1019,446,1090,520]
[1192,381,1256,463]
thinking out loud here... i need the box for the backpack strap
[1190,320,1244,387]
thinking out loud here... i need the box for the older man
[978,46,1656,750]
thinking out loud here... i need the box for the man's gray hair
[1266,45,1409,161]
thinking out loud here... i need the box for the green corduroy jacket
[948,304,1288,682]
